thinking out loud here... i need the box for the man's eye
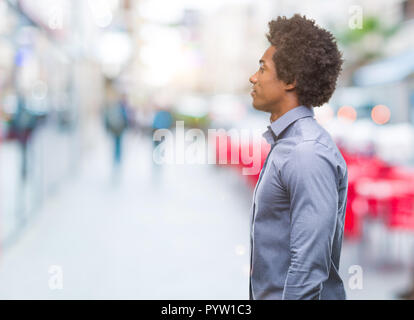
[259,67,264,72]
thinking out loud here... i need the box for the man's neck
[270,102,300,123]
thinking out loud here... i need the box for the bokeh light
[371,104,391,125]
[235,245,246,256]
[314,103,334,125]
[337,105,357,122]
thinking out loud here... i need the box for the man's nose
[249,72,257,84]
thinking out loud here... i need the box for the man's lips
[250,90,256,97]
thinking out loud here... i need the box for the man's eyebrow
[259,59,266,66]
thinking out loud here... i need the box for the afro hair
[266,14,343,107]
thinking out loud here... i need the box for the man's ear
[284,80,296,91]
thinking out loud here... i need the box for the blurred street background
[1,0,414,299]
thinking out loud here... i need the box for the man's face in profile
[249,46,287,113]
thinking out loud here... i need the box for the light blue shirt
[249,105,348,300]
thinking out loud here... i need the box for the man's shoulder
[276,119,346,168]
[295,117,344,155]
[268,117,346,168]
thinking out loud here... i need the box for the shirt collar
[263,105,314,145]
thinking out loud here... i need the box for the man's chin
[252,101,265,112]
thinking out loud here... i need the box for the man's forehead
[261,46,276,64]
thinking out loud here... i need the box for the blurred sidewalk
[0,131,412,299]
[0,132,252,299]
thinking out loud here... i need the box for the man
[248,14,348,300]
